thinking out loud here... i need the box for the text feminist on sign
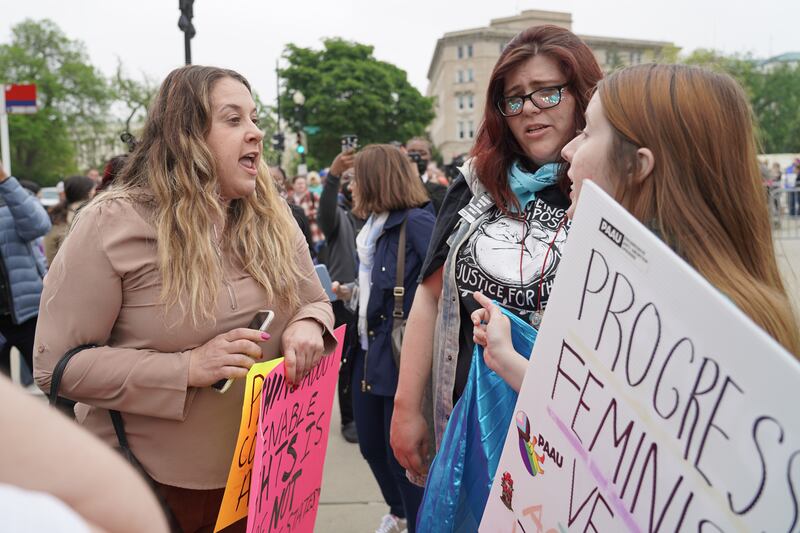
[481,182,800,532]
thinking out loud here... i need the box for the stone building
[427,10,676,163]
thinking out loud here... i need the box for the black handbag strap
[393,217,408,324]
[49,344,136,457]
[48,343,97,406]
[49,344,183,532]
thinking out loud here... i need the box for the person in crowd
[406,138,447,214]
[0,160,51,386]
[269,165,316,259]
[0,374,169,533]
[307,170,324,196]
[19,179,48,274]
[770,162,783,185]
[19,179,41,198]
[426,162,449,187]
[289,175,323,245]
[318,150,365,444]
[390,25,603,490]
[43,175,96,265]
[767,161,783,216]
[86,168,101,187]
[473,63,800,396]
[33,65,335,533]
[96,154,129,192]
[789,158,800,216]
[336,144,435,533]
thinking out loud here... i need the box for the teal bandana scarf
[507,161,559,213]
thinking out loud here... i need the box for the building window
[468,93,474,109]
[467,44,474,58]
[467,68,474,82]
[457,45,463,59]
[457,70,463,84]
[468,121,474,139]
[458,94,464,110]
[458,121,465,139]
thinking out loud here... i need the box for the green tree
[682,49,800,153]
[279,38,434,169]
[0,19,111,184]
[112,63,157,137]
[251,92,281,166]
[751,64,800,153]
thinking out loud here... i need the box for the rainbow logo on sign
[516,411,545,477]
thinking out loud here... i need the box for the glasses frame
[496,85,566,117]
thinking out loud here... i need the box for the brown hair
[93,65,303,326]
[599,64,800,355]
[471,25,603,213]
[351,144,430,218]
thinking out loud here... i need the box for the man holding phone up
[406,137,446,214]
[317,138,365,443]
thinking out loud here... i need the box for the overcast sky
[2,0,797,106]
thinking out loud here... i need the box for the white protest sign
[480,181,800,532]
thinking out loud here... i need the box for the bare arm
[390,265,443,477]
[471,291,528,392]
[0,375,169,533]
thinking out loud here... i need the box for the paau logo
[599,217,624,247]
[515,411,563,477]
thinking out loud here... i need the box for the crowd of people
[0,21,796,533]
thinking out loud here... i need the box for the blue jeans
[790,190,799,216]
[352,349,423,532]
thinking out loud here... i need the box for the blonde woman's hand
[187,328,269,387]
[471,291,527,392]
[281,318,326,386]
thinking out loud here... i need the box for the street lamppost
[178,0,196,65]
[292,91,306,167]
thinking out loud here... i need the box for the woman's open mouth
[239,154,258,176]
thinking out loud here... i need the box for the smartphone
[211,310,275,393]
[341,134,358,153]
[315,264,337,302]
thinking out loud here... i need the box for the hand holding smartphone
[341,134,358,153]
[211,310,275,393]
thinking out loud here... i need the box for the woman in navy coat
[333,144,435,533]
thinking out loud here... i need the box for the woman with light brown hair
[329,143,434,532]
[475,64,799,395]
[34,65,335,532]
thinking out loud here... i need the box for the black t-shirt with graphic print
[420,176,570,401]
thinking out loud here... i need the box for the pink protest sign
[246,325,345,533]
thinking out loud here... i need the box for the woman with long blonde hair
[34,65,335,532]
[474,63,799,394]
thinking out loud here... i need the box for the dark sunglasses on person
[497,85,566,117]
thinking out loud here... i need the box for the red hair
[471,25,603,213]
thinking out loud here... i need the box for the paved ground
[315,393,389,532]
[775,237,800,316]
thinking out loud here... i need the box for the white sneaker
[375,514,407,533]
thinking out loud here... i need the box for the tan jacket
[34,197,334,489]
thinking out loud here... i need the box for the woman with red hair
[390,25,603,504]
